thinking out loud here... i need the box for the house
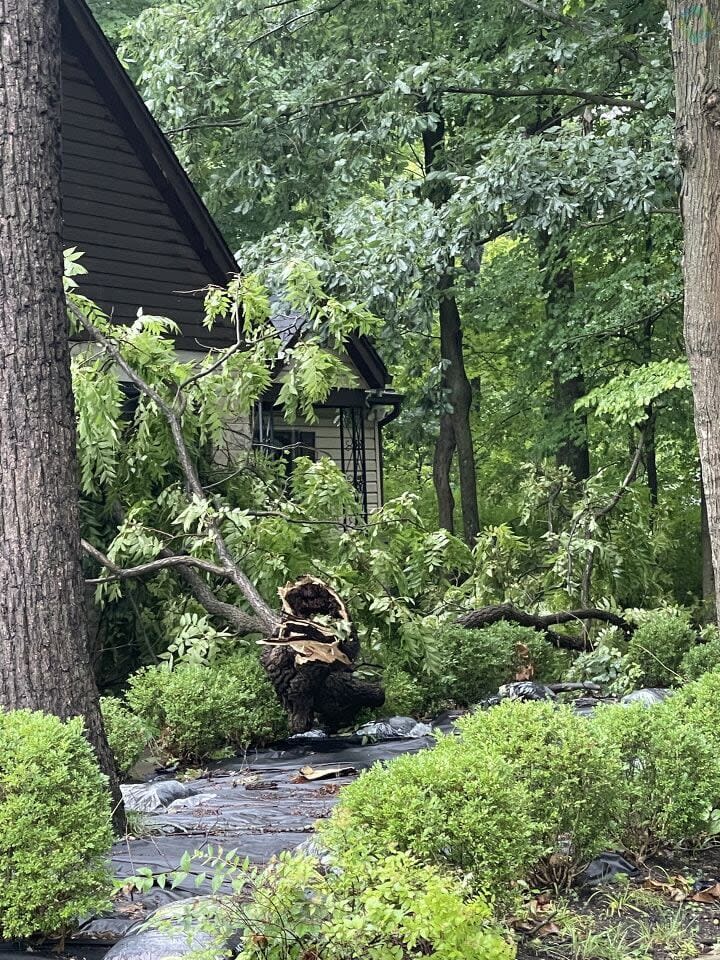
[59,0,400,513]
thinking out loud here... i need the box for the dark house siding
[60,10,235,351]
[58,0,393,392]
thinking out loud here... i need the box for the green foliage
[234,849,515,960]
[591,703,720,852]
[426,622,570,706]
[680,627,720,680]
[325,732,540,896]
[457,702,622,883]
[0,710,113,939]
[625,610,696,687]
[578,360,691,427]
[380,661,434,718]
[134,846,514,960]
[126,655,287,760]
[329,700,621,893]
[663,667,720,751]
[100,696,154,776]
[567,627,642,695]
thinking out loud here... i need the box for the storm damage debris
[259,576,385,733]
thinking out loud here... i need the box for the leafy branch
[69,300,279,636]
[165,84,645,135]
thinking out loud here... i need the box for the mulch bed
[516,845,720,960]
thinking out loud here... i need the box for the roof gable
[60,0,237,351]
[60,0,390,386]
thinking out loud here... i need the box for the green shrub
[591,703,720,852]
[381,661,436,718]
[324,731,540,896]
[625,611,696,686]
[457,701,622,883]
[0,710,113,939]
[100,696,153,776]
[663,667,720,750]
[429,622,570,706]
[236,849,515,960]
[126,654,287,760]
[680,628,720,680]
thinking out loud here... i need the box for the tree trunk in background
[437,276,480,544]
[643,407,659,508]
[421,106,480,544]
[433,413,456,533]
[669,0,720,621]
[0,0,124,829]
[539,237,590,482]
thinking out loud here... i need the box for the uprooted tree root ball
[260,575,385,733]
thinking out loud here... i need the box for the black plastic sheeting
[19,731,434,959]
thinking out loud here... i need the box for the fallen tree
[69,272,385,733]
[458,604,635,651]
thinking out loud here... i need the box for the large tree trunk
[421,107,480,544]
[539,236,590,482]
[437,276,480,544]
[0,0,124,828]
[669,0,720,621]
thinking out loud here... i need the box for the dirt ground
[515,845,720,960]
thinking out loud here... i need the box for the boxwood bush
[383,622,572,717]
[663,666,720,751]
[100,696,153,776]
[324,730,540,896]
[592,702,720,852]
[625,611,696,686]
[435,622,570,706]
[680,628,720,681]
[457,700,622,883]
[126,653,287,760]
[0,710,113,939]
[328,700,621,893]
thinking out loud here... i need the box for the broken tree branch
[82,539,231,583]
[69,300,279,635]
[458,603,634,650]
[165,85,644,136]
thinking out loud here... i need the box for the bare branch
[82,539,233,582]
[164,83,644,137]
[245,0,351,47]
[171,562,264,635]
[442,85,644,110]
[594,436,645,521]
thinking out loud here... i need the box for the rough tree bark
[0,0,124,826]
[421,108,480,544]
[701,468,716,617]
[668,0,720,620]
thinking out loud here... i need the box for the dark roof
[269,299,390,389]
[61,0,236,288]
[60,0,391,389]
